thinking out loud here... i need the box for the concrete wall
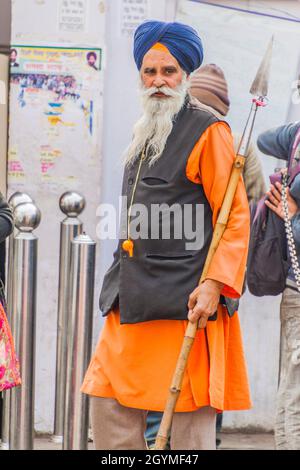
[8,0,177,434]
[0,0,11,50]
[9,0,106,433]
[0,55,8,193]
[0,0,11,192]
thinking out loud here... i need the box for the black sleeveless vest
[100,97,224,324]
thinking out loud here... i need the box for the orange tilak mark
[122,239,134,258]
[151,42,170,53]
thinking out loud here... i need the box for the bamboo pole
[154,154,246,450]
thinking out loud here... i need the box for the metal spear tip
[250,36,274,98]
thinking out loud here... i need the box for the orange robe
[81,121,252,412]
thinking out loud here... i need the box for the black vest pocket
[142,177,169,186]
[146,252,195,260]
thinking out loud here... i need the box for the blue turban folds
[134,20,204,75]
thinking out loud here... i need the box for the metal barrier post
[1,193,33,450]
[53,192,85,443]
[63,234,96,450]
[9,202,41,450]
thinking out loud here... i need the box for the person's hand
[265,181,298,220]
[188,279,224,328]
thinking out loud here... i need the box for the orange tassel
[122,239,134,258]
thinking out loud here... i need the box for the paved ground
[219,433,274,450]
[30,433,275,451]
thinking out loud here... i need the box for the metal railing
[63,234,96,450]
[1,191,95,450]
[9,201,41,450]
[1,192,34,450]
[53,192,85,443]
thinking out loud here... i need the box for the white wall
[0,54,9,193]
[8,0,177,434]
[287,54,300,122]
[9,0,105,433]
[0,0,11,190]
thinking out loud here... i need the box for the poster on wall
[8,45,102,190]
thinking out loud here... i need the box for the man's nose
[153,75,166,88]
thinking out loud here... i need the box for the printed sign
[58,0,88,32]
[121,0,148,36]
[8,46,102,187]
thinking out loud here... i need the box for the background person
[10,49,19,68]
[257,121,300,450]
[87,51,98,71]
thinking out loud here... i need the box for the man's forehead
[141,49,180,69]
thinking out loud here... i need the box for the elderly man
[82,20,251,450]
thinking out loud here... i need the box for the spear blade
[250,36,273,97]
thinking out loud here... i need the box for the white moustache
[123,74,189,168]
[141,86,182,99]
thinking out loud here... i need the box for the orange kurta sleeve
[186,121,250,297]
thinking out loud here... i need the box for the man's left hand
[188,279,224,327]
[265,181,298,220]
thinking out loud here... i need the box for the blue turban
[134,20,204,75]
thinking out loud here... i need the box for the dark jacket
[100,97,222,324]
[257,122,300,283]
[0,192,14,304]
[0,192,14,243]
[257,122,300,161]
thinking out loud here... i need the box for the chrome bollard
[9,202,41,450]
[1,193,33,450]
[63,234,96,450]
[7,193,34,314]
[53,192,85,443]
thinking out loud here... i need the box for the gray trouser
[275,287,300,450]
[90,396,216,450]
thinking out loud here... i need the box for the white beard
[124,75,190,167]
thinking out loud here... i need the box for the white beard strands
[124,74,190,167]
